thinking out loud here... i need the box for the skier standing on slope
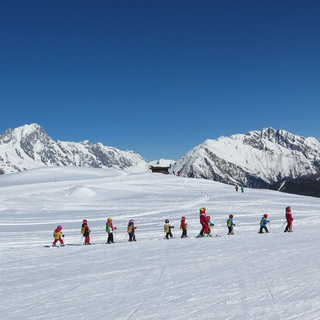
[106,217,117,244]
[81,219,91,245]
[127,219,137,242]
[199,207,210,237]
[206,216,214,236]
[180,216,188,238]
[164,219,174,239]
[259,214,270,233]
[227,214,235,235]
[284,206,293,232]
[52,225,65,247]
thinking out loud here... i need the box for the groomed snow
[1,167,320,319]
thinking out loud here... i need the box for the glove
[171,226,174,228]
[62,235,65,238]
[134,227,137,229]
[114,227,117,230]
[234,224,236,227]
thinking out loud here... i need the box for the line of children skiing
[51,206,293,246]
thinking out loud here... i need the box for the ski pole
[219,226,227,236]
[279,221,286,230]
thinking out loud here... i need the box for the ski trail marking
[126,266,166,320]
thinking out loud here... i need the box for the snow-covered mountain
[0,123,149,174]
[172,128,320,188]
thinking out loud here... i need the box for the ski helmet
[263,214,268,218]
[83,219,87,224]
[286,206,291,212]
[181,216,186,220]
[200,207,206,213]
[129,219,134,223]
[57,225,62,230]
[108,217,112,222]
[229,214,233,218]
[165,219,169,223]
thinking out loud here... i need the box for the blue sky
[1,0,320,160]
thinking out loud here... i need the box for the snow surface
[1,167,320,320]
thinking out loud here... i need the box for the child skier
[164,219,174,239]
[206,216,214,236]
[284,206,293,232]
[227,214,235,235]
[127,219,137,242]
[81,219,91,245]
[52,225,65,247]
[180,216,188,238]
[106,217,117,244]
[259,214,270,233]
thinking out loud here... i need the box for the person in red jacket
[284,206,293,232]
[198,207,209,237]
[180,216,188,238]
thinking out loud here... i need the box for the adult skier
[199,207,209,237]
[284,206,293,232]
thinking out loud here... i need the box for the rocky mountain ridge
[0,124,148,174]
[172,128,320,188]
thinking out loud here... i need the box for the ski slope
[1,167,320,320]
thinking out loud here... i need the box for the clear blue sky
[1,0,320,161]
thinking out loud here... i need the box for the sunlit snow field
[1,167,320,320]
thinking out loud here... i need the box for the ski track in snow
[1,167,320,319]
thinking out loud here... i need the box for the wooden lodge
[149,165,171,175]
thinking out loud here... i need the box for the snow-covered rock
[0,123,148,174]
[172,128,320,187]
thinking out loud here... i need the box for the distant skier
[198,207,209,237]
[164,219,174,239]
[52,225,65,247]
[180,216,188,238]
[106,217,117,244]
[284,206,293,232]
[81,219,91,245]
[241,186,244,193]
[235,186,239,192]
[259,214,270,233]
[127,219,137,242]
[227,214,235,235]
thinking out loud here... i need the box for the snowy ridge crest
[172,128,320,188]
[0,124,148,174]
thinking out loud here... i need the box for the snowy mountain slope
[1,167,320,319]
[173,128,320,188]
[0,123,149,174]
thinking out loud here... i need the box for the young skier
[284,206,293,232]
[227,214,235,235]
[164,219,174,239]
[106,217,117,244]
[259,214,270,233]
[52,225,65,247]
[206,216,214,236]
[235,186,239,192]
[180,216,188,238]
[199,207,209,237]
[81,219,91,245]
[127,219,137,242]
